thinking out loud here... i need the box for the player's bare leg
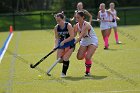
[84,44,96,76]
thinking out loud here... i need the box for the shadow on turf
[106,49,120,51]
[113,43,126,46]
[104,43,126,51]
[104,48,124,51]
[64,75,107,81]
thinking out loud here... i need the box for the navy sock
[62,60,69,75]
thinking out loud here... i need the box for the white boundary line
[87,90,140,93]
[0,33,13,63]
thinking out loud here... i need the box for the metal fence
[0,7,140,31]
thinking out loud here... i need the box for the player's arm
[54,25,59,47]
[75,23,88,44]
[107,10,115,22]
[85,10,92,24]
[73,24,78,37]
[115,10,120,20]
[70,11,76,22]
[97,11,101,22]
[60,23,74,45]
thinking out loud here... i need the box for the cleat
[61,73,66,78]
[104,47,109,50]
[116,41,122,44]
[85,72,91,77]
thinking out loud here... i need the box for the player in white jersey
[74,11,98,76]
[108,2,122,44]
[97,3,115,49]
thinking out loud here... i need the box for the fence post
[12,12,16,30]
[40,12,44,29]
[42,12,44,29]
[12,0,16,30]
[124,9,126,25]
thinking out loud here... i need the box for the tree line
[0,0,139,13]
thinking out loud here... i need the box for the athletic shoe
[85,72,91,77]
[61,73,66,78]
[116,41,122,44]
[104,47,109,50]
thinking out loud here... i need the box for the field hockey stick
[46,44,74,76]
[46,58,62,76]
[30,46,59,68]
[92,19,99,22]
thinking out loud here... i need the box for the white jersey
[99,10,110,30]
[109,9,117,19]
[108,9,117,28]
[77,21,98,47]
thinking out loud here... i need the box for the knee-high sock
[104,36,108,48]
[114,31,119,42]
[85,59,92,73]
[62,61,69,75]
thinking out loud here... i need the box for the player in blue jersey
[54,12,75,77]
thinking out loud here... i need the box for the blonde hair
[110,2,115,7]
[99,3,105,9]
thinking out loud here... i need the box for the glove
[60,41,65,46]
[112,19,115,22]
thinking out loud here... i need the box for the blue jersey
[57,22,75,49]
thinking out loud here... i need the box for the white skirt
[80,36,98,47]
[100,22,110,30]
[109,21,117,28]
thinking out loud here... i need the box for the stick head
[92,19,99,22]
[47,73,51,76]
[30,64,35,68]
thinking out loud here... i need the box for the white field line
[6,32,20,93]
[86,90,140,93]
